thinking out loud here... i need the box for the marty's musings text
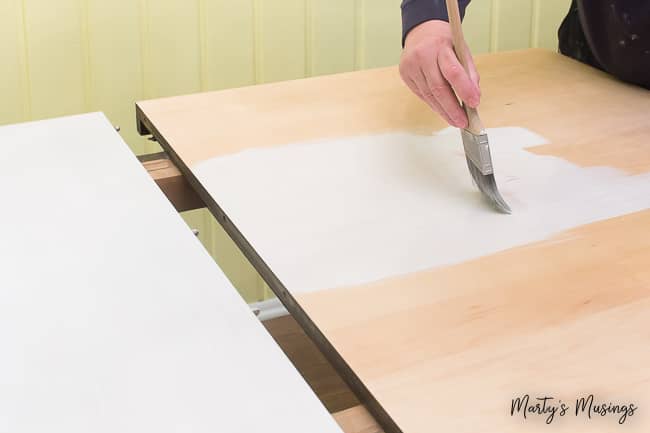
[511,394,637,425]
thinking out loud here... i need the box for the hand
[399,20,481,128]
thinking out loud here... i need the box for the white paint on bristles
[193,127,650,293]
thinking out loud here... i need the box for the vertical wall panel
[210,219,265,303]
[142,0,201,98]
[23,0,87,120]
[310,0,355,76]
[0,0,29,125]
[256,0,306,83]
[353,0,364,70]
[141,0,201,153]
[142,0,207,226]
[203,0,256,90]
[87,0,145,154]
[360,0,401,69]
[492,0,534,51]
[262,282,275,301]
[181,209,210,246]
[534,0,569,49]
[463,1,493,54]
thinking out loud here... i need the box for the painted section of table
[186,127,650,293]
[137,49,650,432]
[0,113,342,433]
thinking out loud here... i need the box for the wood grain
[263,315,359,413]
[137,49,650,172]
[137,49,650,432]
[333,406,384,433]
[139,153,205,212]
[296,209,650,431]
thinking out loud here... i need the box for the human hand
[399,20,481,128]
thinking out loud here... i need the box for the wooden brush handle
[444,0,484,135]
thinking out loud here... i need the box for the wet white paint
[193,127,650,293]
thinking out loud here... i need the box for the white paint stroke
[193,127,650,293]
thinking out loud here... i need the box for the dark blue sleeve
[401,0,472,46]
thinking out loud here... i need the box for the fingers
[402,68,454,126]
[398,20,482,128]
[438,46,480,108]
[400,58,455,125]
[413,74,457,126]
[420,59,468,128]
[400,52,467,127]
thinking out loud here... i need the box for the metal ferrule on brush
[461,129,493,175]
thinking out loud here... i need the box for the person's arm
[401,0,471,46]
[399,0,480,128]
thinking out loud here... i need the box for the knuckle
[445,63,463,80]
[430,85,446,99]
[400,49,413,63]
[401,56,418,73]
[430,36,448,50]
[399,65,414,83]
[413,47,429,63]
[398,57,410,73]
[421,91,435,104]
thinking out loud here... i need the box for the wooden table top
[0,113,341,433]
[137,49,650,432]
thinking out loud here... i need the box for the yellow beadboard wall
[1,0,569,302]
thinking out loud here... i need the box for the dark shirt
[401,0,650,89]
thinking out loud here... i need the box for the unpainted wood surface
[263,315,359,413]
[137,49,650,173]
[333,406,384,433]
[137,49,650,432]
[139,153,205,212]
[298,209,650,432]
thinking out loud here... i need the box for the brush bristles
[466,157,512,214]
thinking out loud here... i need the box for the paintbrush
[445,0,511,214]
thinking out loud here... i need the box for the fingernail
[469,97,480,108]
